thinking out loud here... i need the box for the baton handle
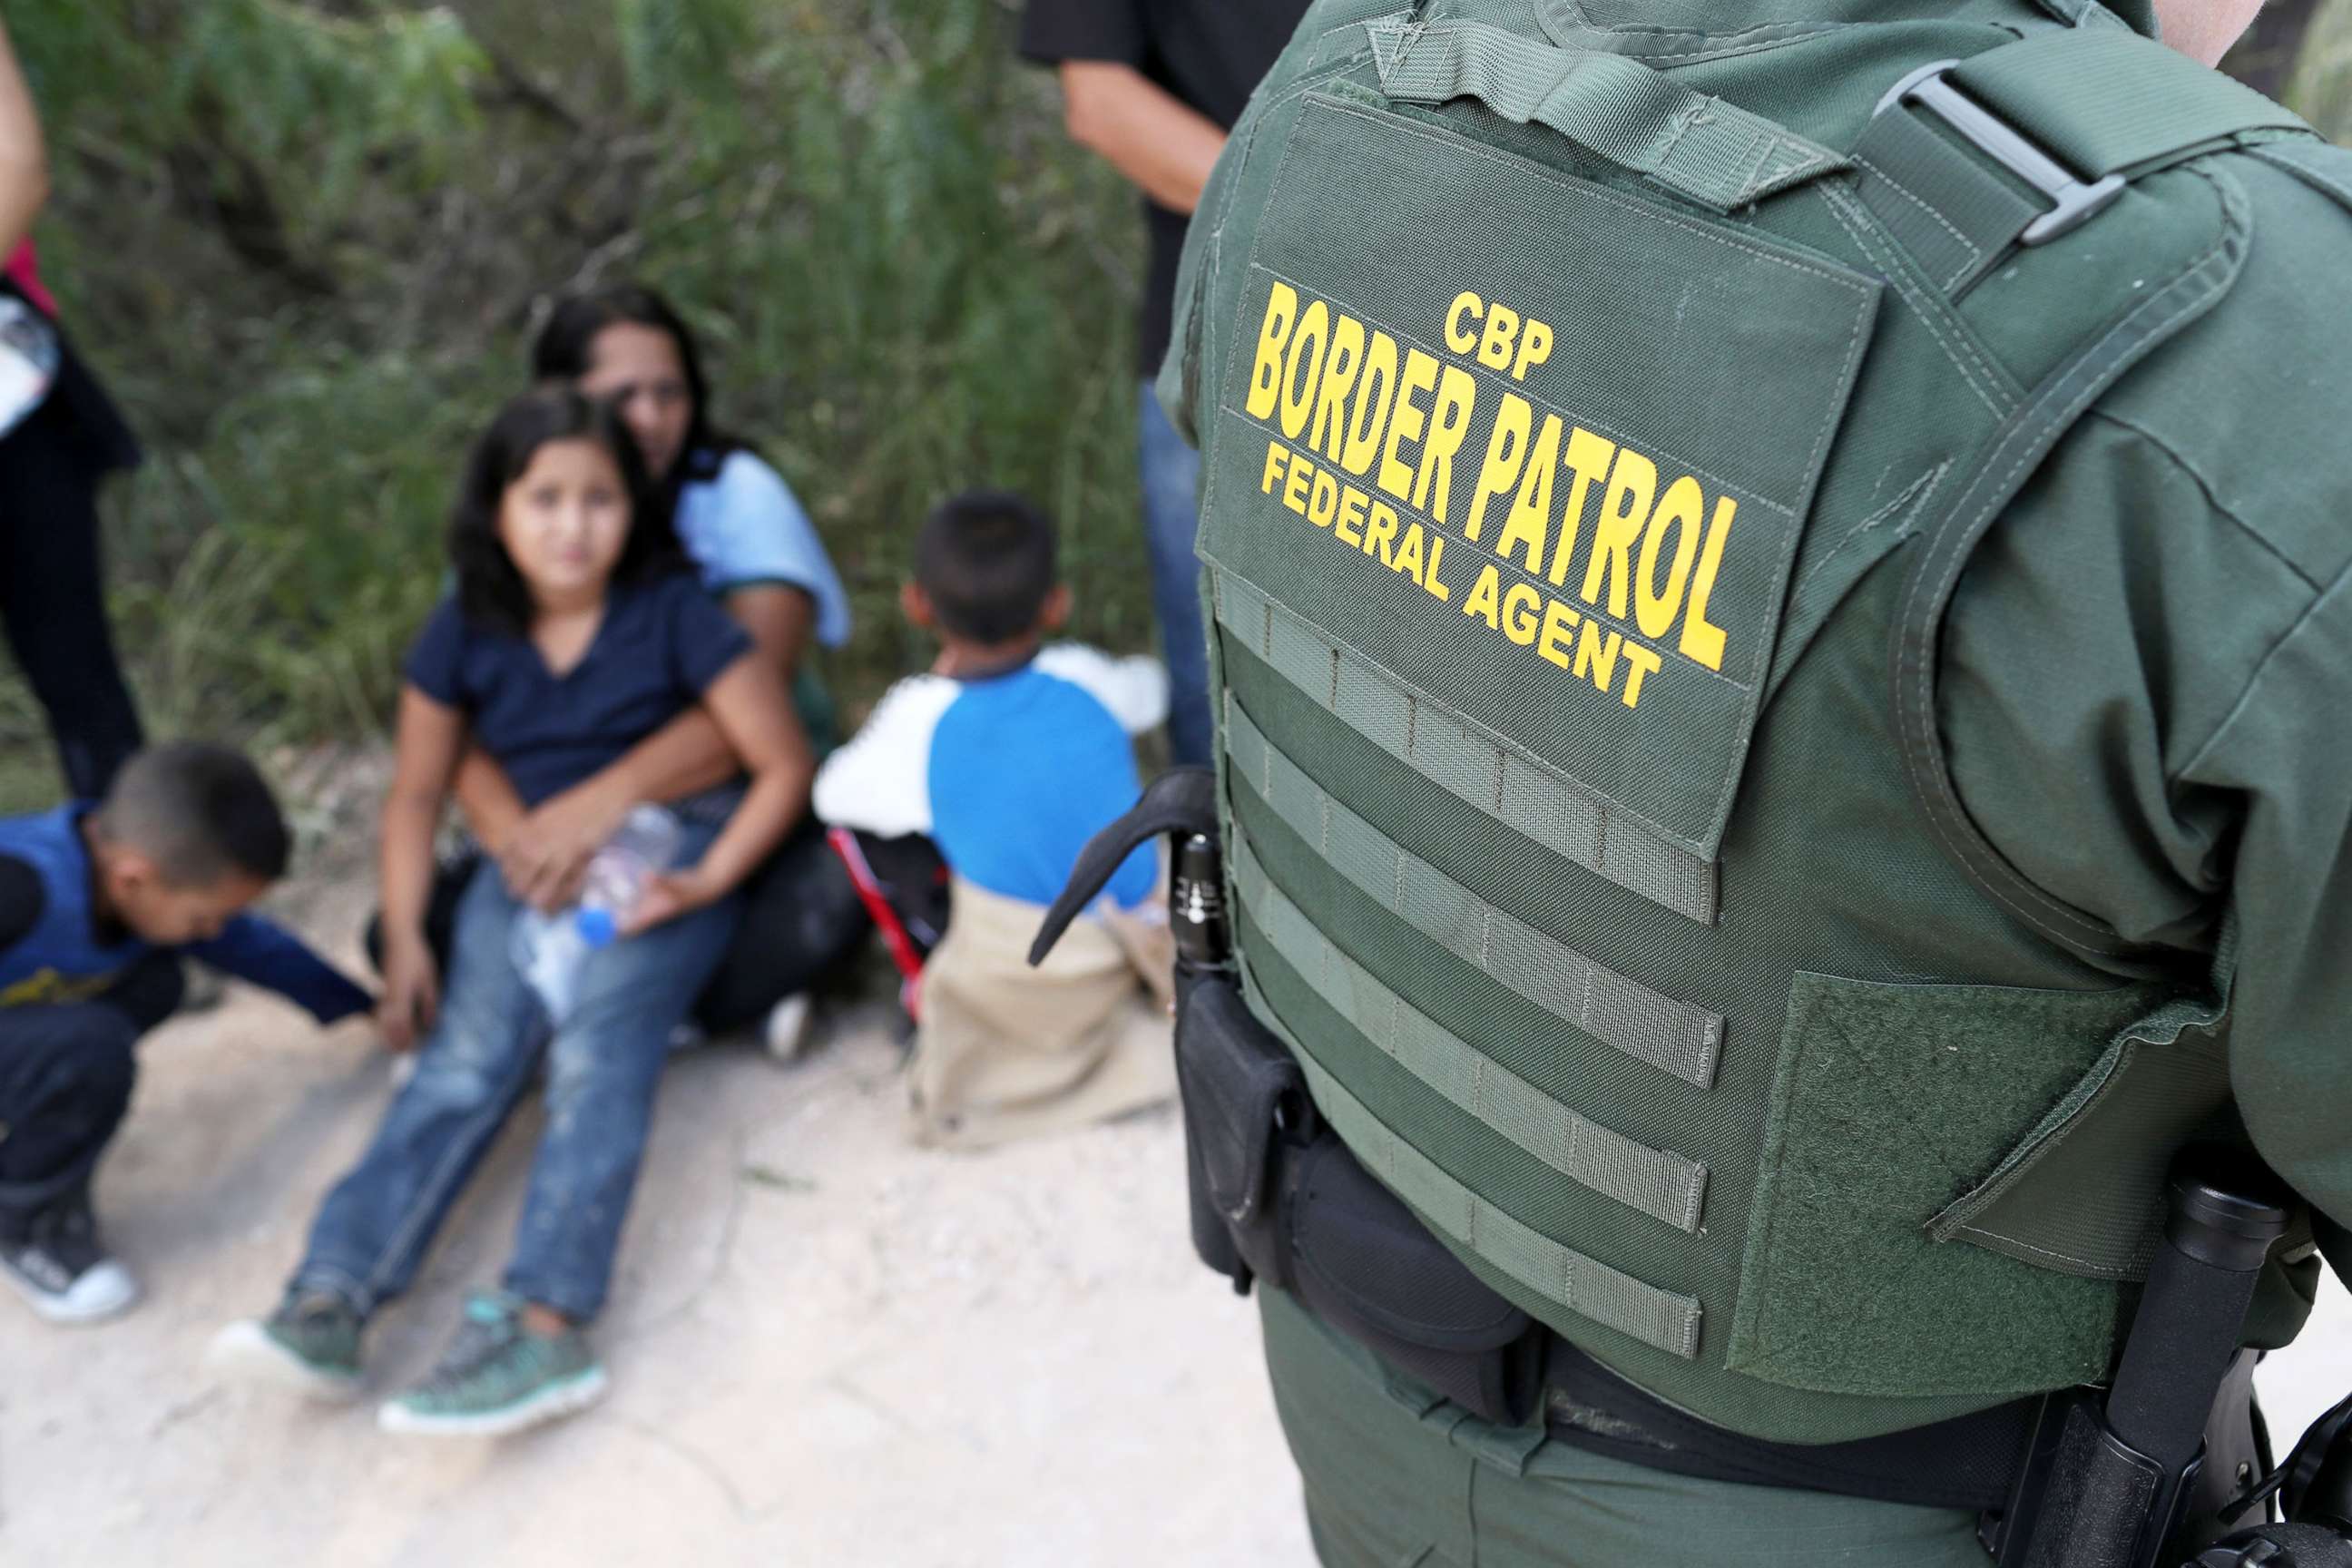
[2006,1149,2294,1568]
[2108,1152,2295,1471]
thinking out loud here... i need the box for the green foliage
[0,0,1145,812]
[2290,0,2352,142]
[615,0,755,107]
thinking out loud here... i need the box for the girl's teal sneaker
[377,1290,607,1437]
[208,1289,365,1400]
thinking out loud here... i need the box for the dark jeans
[0,955,182,1233]
[1140,377,1212,768]
[298,826,736,1323]
[368,817,873,1036]
[0,395,145,799]
[694,817,874,1033]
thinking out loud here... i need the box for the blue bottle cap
[577,906,618,949]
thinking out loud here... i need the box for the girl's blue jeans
[291,823,736,1324]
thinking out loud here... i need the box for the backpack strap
[1883,33,2308,965]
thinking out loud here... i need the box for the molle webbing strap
[1231,833,1710,1234]
[1237,946,1707,1358]
[1366,16,1849,213]
[1213,572,1720,925]
[1225,692,1725,1090]
[1949,30,2312,180]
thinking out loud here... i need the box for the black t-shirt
[1021,0,1314,375]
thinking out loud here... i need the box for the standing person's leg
[1139,378,1213,768]
[0,999,142,1323]
[211,868,541,1396]
[379,867,737,1436]
[0,407,145,799]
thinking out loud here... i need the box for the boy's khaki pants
[906,876,1174,1152]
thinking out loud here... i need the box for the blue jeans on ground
[1139,378,1212,768]
[292,825,736,1324]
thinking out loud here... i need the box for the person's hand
[622,867,721,936]
[377,934,439,1053]
[497,779,632,913]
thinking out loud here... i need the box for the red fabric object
[6,240,56,317]
[827,826,928,1021]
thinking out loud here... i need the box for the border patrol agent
[1083,0,2352,1561]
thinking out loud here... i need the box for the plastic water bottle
[512,805,682,1023]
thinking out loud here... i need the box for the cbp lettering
[1445,291,1554,381]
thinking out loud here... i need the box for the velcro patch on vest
[1199,93,1880,867]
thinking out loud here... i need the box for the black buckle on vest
[1874,60,2126,244]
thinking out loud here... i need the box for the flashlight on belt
[1171,832,1231,975]
[1997,1147,2295,1568]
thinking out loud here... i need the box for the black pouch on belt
[1177,975,1544,1426]
[1044,774,1544,1428]
[1175,973,1314,1289]
[1283,1132,1547,1426]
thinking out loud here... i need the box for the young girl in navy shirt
[214,387,808,1435]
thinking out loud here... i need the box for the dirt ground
[4,867,2347,1566]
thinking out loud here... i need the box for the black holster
[1176,969,1547,1426]
[1031,769,1544,1427]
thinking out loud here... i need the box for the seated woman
[413,283,870,1052]
[214,388,808,1434]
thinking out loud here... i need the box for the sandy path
[3,878,2344,1564]
[0,876,1308,1566]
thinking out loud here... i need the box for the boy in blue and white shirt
[814,492,1174,1149]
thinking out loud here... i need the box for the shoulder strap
[1886,32,2300,965]
[1853,29,2314,294]
[1949,29,2311,180]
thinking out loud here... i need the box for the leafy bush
[4,0,2347,818]
[0,0,1146,808]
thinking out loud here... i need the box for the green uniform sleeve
[1940,413,2313,949]
[1941,149,2352,1236]
[2178,581,2352,1232]
[1943,416,2352,1236]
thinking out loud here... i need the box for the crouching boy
[814,491,1175,1150]
[0,742,370,1321]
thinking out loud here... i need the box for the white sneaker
[0,1210,140,1326]
[762,993,814,1063]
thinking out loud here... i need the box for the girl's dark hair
[447,387,683,637]
[530,281,746,504]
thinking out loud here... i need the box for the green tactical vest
[1161,0,2342,1446]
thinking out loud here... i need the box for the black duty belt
[1539,1332,2039,1513]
